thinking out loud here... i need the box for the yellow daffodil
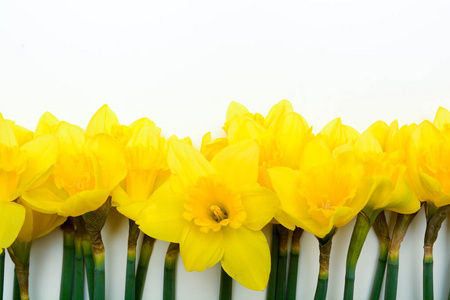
[355,121,420,217]
[0,113,58,252]
[407,107,450,207]
[224,100,313,229]
[268,137,370,238]
[135,140,277,290]
[22,112,127,217]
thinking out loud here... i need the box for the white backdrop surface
[1,0,450,299]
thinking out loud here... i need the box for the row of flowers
[0,101,449,300]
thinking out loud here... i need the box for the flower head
[135,140,277,290]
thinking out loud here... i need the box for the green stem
[423,204,450,300]
[13,268,20,300]
[72,231,84,300]
[81,234,94,300]
[163,243,179,300]
[314,228,336,300]
[125,220,139,300]
[135,235,156,300]
[83,198,110,300]
[60,221,75,300]
[423,248,433,300]
[8,241,31,300]
[369,212,390,300]
[266,224,279,300]
[344,212,372,300]
[275,225,288,300]
[286,228,303,300]
[384,212,417,300]
[219,267,233,300]
[385,253,399,300]
[0,251,4,300]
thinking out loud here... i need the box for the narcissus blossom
[135,140,277,290]
[0,113,58,252]
[407,107,450,207]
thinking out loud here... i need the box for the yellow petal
[200,132,228,161]
[381,172,420,214]
[366,121,389,150]
[86,104,120,137]
[56,122,86,155]
[354,131,383,158]
[0,201,25,249]
[168,141,214,187]
[18,135,58,191]
[0,114,18,147]
[180,223,224,272]
[136,180,187,242]
[227,115,265,145]
[35,112,60,137]
[129,118,157,134]
[273,209,297,231]
[276,112,313,169]
[21,186,66,214]
[86,133,127,190]
[221,227,270,291]
[263,99,294,129]
[6,121,33,146]
[211,140,259,188]
[16,200,34,242]
[110,185,130,207]
[225,101,249,126]
[300,138,333,170]
[117,201,149,221]
[318,118,360,150]
[59,189,110,217]
[240,185,277,231]
[433,107,450,132]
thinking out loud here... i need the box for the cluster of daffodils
[1,101,449,300]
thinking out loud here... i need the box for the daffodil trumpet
[219,266,233,300]
[135,234,156,300]
[369,211,390,300]
[314,228,337,300]
[423,203,450,300]
[59,220,75,300]
[8,240,31,300]
[266,224,280,300]
[125,220,140,300]
[163,243,179,300]
[0,251,4,300]
[82,198,111,300]
[384,212,418,300]
[286,227,304,300]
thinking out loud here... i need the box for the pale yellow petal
[59,189,110,217]
[168,141,214,187]
[221,227,270,291]
[240,185,277,231]
[227,115,264,145]
[211,140,259,188]
[35,112,60,137]
[381,173,420,214]
[433,107,450,132]
[86,104,120,137]
[86,133,127,190]
[0,114,18,147]
[21,187,65,214]
[6,121,33,146]
[56,122,86,155]
[264,99,293,129]
[366,121,389,150]
[0,201,25,249]
[110,185,130,207]
[225,101,249,124]
[180,223,224,272]
[118,201,149,221]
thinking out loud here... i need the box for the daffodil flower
[135,140,277,291]
[407,107,450,300]
[0,113,58,253]
[344,120,420,300]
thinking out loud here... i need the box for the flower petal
[86,104,120,137]
[0,201,25,249]
[168,141,214,187]
[264,99,293,129]
[180,223,224,272]
[21,186,66,214]
[221,227,270,291]
[35,112,60,137]
[59,189,110,217]
[211,140,259,188]
[240,185,277,231]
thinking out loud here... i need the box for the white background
[1,0,450,299]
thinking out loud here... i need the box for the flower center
[183,176,247,233]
